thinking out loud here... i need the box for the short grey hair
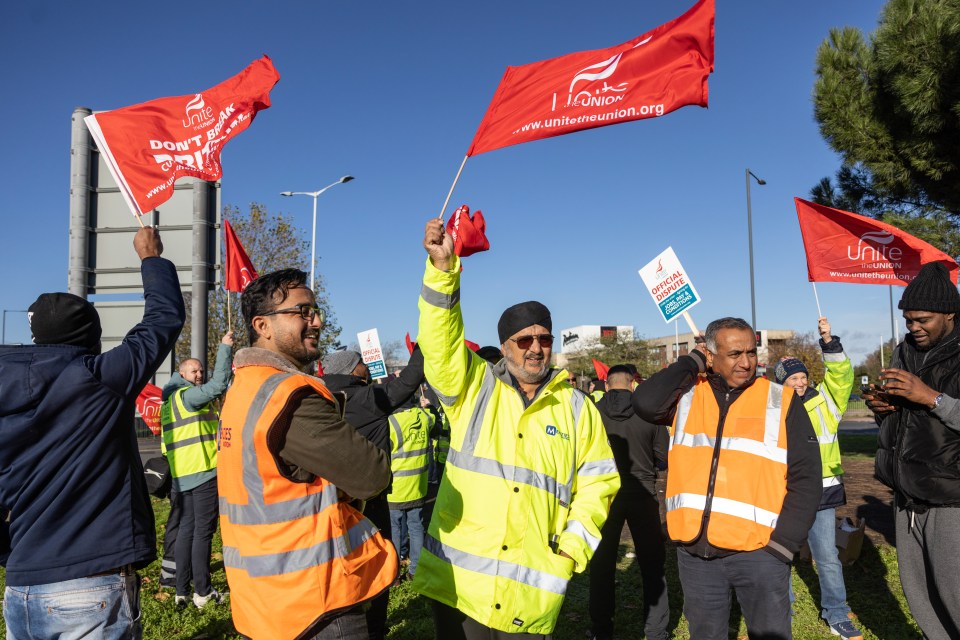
[704,317,753,353]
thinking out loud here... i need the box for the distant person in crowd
[870,262,960,639]
[589,377,605,402]
[160,332,235,608]
[218,268,397,640]
[386,401,434,581]
[416,218,619,639]
[0,227,184,639]
[634,317,821,640]
[588,365,670,640]
[322,345,424,639]
[775,317,861,639]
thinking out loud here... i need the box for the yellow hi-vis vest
[161,386,218,481]
[386,407,431,508]
[218,365,398,640]
[666,377,792,551]
[805,351,853,486]
[433,412,451,465]
[414,255,620,635]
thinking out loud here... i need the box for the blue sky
[1,0,900,366]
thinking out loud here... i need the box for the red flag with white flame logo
[84,56,279,218]
[794,197,958,286]
[466,0,714,156]
[223,219,259,292]
[136,383,163,435]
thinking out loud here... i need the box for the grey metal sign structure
[68,107,220,384]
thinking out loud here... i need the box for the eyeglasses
[510,334,554,349]
[567,378,577,384]
[261,304,325,324]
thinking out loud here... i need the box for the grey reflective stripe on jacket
[163,387,218,435]
[220,372,369,574]
[423,534,569,596]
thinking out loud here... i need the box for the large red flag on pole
[592,358,610,382]
[84,56,279,218]
[794,197,959,286]
[466,0,714,157]
[223,219,258,292]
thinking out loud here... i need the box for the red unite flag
[467,0,714,156]
[592,358,610,382]
[84,56,280,217]
[223,219,259,292]
[136,383,163,435]
[794,198,959,286]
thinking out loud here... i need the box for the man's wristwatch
[932,393,944,410]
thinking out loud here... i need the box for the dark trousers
[677,547,791,640]
[363,492,391,640]
[430,599,552,640]
[175,477,219,597]
[588,490,669,640]
[304,606,369,640]
[160,489,182,586]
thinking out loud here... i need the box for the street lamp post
[281,175,354,291]
[745,168,766,331]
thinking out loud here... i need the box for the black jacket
[875,326,960,510]
[632,351,822,563]
[324,348,425,453]
[596,389,667,496]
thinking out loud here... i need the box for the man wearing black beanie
[0,227,184,638]
[413,218,620,639]
[871,260,960,639]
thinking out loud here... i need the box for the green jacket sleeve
[817,345,853,430]
[558,397,620,572]
[181,343,234,412]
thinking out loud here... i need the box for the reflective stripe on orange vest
[218,365,397,640]
[666,378,791,551]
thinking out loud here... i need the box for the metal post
[69,107,93,297]
[192,180,212,371]
[310,194,318,291]
[745,169,766,330]
[889,285,899,344]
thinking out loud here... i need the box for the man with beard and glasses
[413,219,619,640]
[217,269,398,640]
[871,261,960,639]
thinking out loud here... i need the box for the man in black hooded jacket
[588,365,669,640]
[870,261,960,639]
[321,346,425,640]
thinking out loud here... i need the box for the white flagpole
[880,336,885,369]
[438,155,469,220]
[675,318,680,362]
[812,282,823,318]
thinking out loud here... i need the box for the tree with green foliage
[812,0,960,251]
[854,338,899,383]
[563,333,659,381]
[175,203,341,368]
[764,331,826,385]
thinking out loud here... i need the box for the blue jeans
[3,570,141,640]
[390,506,424,576]
[808,507,851,625]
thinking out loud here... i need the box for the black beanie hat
[898,262,960,314]
[28,293,102,349]
[497,301,552,344]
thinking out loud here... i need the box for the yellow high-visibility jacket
[412,256,620,634]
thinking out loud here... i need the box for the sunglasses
[510,334,554,349]
[261,304,325,324]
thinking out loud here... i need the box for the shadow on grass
[795,537,920,640]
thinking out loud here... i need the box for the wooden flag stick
[226,291,232,329]
[437,155,469,220]
[135,214,145,228]
[682,311,701,338]
[811,282,823,318]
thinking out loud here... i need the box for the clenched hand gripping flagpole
[436,0,714,221]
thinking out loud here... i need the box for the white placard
[638,247,702,324]
[357,328,388,380]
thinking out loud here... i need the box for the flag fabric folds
[466,0,714,156]
[223,220,258,292]
[84,56,280,217]
[136,383,163,435]
[794,198,959,286]
[446,205,490,257]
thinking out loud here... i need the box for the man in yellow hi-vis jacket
[413,219,620,639]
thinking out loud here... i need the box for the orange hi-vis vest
[218,364,398,640]
[666,377,792,552]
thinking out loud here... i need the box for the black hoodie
[596,388,667,495]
